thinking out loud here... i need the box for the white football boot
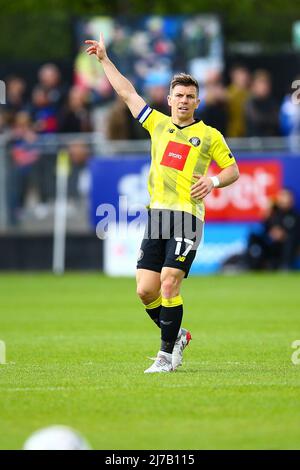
[144,351,173,374]
[172,328,192,370]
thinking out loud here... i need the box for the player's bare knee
[161,276,179,299]
[136,285,158,305]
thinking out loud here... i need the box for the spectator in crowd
[74,48,116,135]
[130,18,174,95]
[106,96,147,140]
[37,63,66,111]
[29,86,58,134]
[6,75,28,110]
[226,65,251,137]
[0,112,7,133]
[67,140,91,201]
[106,97,131,140]
[145,75,170,115]
[8,111,41,222]
[59,86,92,133]
[106,25,132,77]
[1,75,28,130]
[147,16,175,66]
[10,111,39,162]
[279,76,300,151]
[246,189,300,271]
[245,70,279,137]
[196,69,227,135]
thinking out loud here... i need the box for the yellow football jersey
[138,105,236,220]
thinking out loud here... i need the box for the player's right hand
[85,32,107,62]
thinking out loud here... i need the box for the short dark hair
[170,73,199,95]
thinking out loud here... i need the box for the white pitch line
[2,383,197,392]
[3,381,292,393]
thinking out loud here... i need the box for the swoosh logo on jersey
[160,141,191,171]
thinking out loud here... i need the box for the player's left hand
[190,174,214,200]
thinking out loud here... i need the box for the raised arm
[85,33,146,118]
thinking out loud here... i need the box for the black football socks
[160,296,183,354]
[145,295,161,328]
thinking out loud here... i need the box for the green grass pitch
[0,272,300,450]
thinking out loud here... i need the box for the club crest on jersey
[189,137,201,147]
[168,128,175,133]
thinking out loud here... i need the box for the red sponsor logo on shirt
[160,141,191,171]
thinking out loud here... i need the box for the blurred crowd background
[0,8,300,272]
[3,61,299,140]
[1,14,300,143]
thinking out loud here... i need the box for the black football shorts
[136,209,203,278]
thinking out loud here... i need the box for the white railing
[0,132,300,232]
[1,132,300,154]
